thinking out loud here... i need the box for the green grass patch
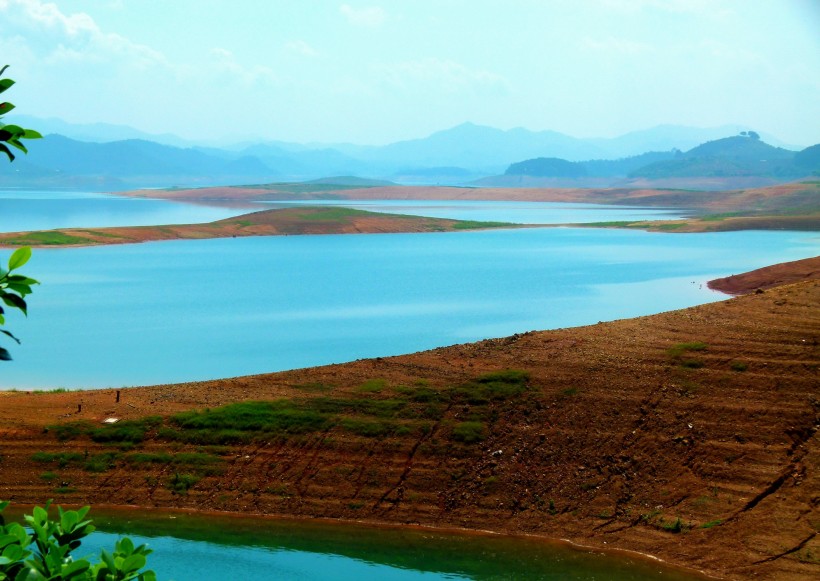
[39,471,58,481]
[660,517,689,533]
[4,231,93,245]
[31,452,84,468]
[84,452,119,473]
[168,473,200,495]
[46,422,92,441]
[451,220,513,230]
[667,341,708,358]
[339,418,395,438]
[454,369,530,404]
[700,520,723,529]
[730,361,748,372]
[54,487,77,494]
[169,400,333,443]
[700,212,745,222]
[680,359,704,369]
[89,416,162,444]
[355,379,387,393]
[451,421,487,443]
[295,207,374,221]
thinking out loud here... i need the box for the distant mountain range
[0,117,816,190]
[495,135,819,188]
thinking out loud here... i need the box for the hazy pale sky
[1,0,818,145]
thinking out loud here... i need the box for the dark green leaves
[1,246,39,360]
[1,501,156,581]
[0,65,42,163]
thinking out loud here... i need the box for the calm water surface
[1,190,688,232]
[0,190,248,232]
[3,227,817,389]
[69,510,705,581]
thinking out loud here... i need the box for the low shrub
[451,421,487,443]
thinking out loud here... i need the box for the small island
[0,207,520,248]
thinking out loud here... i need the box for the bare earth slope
[1,274,818,579]
[709,256,820,295]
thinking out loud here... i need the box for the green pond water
[69,510,707,580]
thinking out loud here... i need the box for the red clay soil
[1,268,819,579]
[0,207,519,248]
[709,256,820,295]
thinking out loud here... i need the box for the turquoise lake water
[69,510,706,580]
[0,190,248,232]
[3,225,818,388]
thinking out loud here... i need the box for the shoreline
[72,504,721,580]
[1,260,818,579]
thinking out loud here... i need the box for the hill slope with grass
[0,207,519,248]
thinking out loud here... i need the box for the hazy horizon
[1,0,819,146]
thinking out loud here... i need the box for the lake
[70,509,706,580]
[3,225,817,389]
[0,190,249,232]
[0,190,692,234]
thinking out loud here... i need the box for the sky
[0,0,818,146]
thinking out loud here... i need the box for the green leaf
[8,247,31,271]
[0,103,15,115]
[121,554,145,573]
[0,329,20,344]
[1,294,26,315]
[6,140,27,154]
[0,78,13,95]
[0,143,14,162]
[60,559,91,578]
[7,283,31,296]
[23,130,42,139]
[0,347,11,360]
[0,125,24,138]
[8,275,38,285]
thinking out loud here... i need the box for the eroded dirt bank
[1,281,818,579]
[708,256,820,295]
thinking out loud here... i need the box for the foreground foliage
[0,247,38,361]
[0,65,42,162]
[0,501,156,581]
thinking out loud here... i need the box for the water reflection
[76,510,706,581]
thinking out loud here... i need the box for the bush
[451,421,487,443]
[667,342,708,358]
[0,500,156,580]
